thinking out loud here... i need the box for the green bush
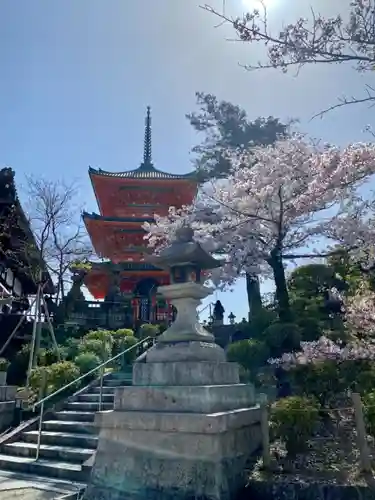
[112,328,134,338]
[74,352,101,375]
[29,366,49,398]
[227,339,270,372]
[271,396,320,457]
[295,316,322,342]
[363,391,375,438]
[117,336,139,367]
[29,361,80,398]
[47,361,80,393]
[0,358,10,372]
[61,338,80,361]
[291,360,375,407]
[262,322,301,357]
[291,361,342,407]
[137,324,160,339]
[249,309,278,338]
[78,338,111,361]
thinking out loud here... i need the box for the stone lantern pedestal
[84,229,261,500]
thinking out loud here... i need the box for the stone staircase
[0,371,132,497]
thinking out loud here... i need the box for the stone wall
[0,386,16,431]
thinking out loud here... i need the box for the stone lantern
[228,311,236,325]
[144,226,225,362]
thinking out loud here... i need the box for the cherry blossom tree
[203,0,375,116]
[144,136,375,321]
[268,335,375,367]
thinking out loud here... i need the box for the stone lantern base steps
[0,371,133,490]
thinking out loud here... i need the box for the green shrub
[74,352,101,375]
[29,366,49,398]
[291,360,375,407]
[227,339,270,372]
[78,338,111,361]
[250,309,278,338]
[291,361,342,407]
[61,338,80,360]
[295,316,322,342]
[47,361,80,393]
[262,322,301,357]
[363,391,375,438]
[112,328,134,338]
[271,396,320,457]
[137,323,160,339]
[117,336,139,366]
[0,358,10,372]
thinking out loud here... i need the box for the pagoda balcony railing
[65,299,173,329]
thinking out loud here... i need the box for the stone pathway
[0,488,57,499]
[0,470,81,499]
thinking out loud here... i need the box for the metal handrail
[33,336,152,460]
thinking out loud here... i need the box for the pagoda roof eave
[82,212,155,223]
[88,165,197,181]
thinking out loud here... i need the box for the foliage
[111,328,134,338]
[84,329,113,348]
[205,1,375,115]
[344,284,375,337]
[74,352,101,375]
[262,322,301,358]
[363,391,375,438]
[227,339,270,372]
[248,308,277,338]
[288,264,347,297]
[30,361,80,396]
[77,338,111,362]
[116,335,139,366]
[271,396,320,457]
[29,366,49,398]
[137,323,160,339]
[144,136,375,321]
[0,358,10,372]
[186,92,291,181]
[60,338,80,361]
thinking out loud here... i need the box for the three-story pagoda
[82,107,197,327]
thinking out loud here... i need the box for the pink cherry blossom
[143,136,375,287]
[269,335,375,367]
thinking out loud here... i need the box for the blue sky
[0,0,373,322]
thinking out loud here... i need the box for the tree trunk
[245,273,262,321]
[268,249,291,322]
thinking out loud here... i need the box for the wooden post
[259,393,271,469]
[351,392,372,473]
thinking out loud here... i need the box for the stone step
[1,441,93,463]
[64,401,113,412]
[102,378,132,387]
[90,385,116,394]
[0,454,85,482]
[54,411,96,423]
[23,430,98,449]
[77,393,114,403]
[42,420,96,434]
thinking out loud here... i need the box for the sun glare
[241,0,278,10]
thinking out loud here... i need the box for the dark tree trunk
[245,273,262,321]
[268,249,291,322]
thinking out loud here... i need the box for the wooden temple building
[0,167,54,354]
[69,107,197,330]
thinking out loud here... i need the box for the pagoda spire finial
[143,106,152,166]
